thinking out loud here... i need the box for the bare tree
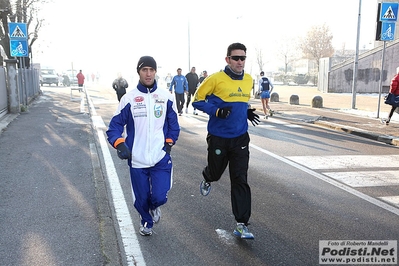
[277,36,300,74]
[332,42,356,65]
[299,23,334,71]
[0,0,46,66]
[255,47,265,72]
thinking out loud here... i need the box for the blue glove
[216,107,232,118]
[116,142,131,160]
[247,108,260,126]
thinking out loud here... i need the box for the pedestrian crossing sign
[380,2,399,22]
[8,23,27,40]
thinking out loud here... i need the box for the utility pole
[188,19,191,71]
[352,0,362,109]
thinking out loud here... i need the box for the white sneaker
[150,207,161,223]
[185,108,188,114]
[139,223,153,236]
[380,118,390,125]
[139,226,152,236]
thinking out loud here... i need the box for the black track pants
[203,132,251,224]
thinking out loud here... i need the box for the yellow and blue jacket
[192,68,252,138]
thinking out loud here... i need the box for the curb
[314,120,399,146]
[0,113,19,135]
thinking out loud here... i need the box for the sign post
[8,22,29,106]
[8,23,28,57]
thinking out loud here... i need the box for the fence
[17,67,41,106]
[0,65,41,120]
[0,68,7,118]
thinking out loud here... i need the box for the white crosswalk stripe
[286,155,399,207]
[324,171,399,187]
[380,196,399,205]
[287,155,399,169]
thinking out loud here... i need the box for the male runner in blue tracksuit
[169,68,188,115]
[107,56,180,236]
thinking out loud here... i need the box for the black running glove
[216,107,232,119]
[247,108,260,126]
[116,142,132,160]
[163,138,174,154]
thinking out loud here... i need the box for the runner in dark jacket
[112,74,129,102]
[185,67,199,114]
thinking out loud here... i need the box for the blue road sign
[380,22,396,41]
[380,2,399,22]
[8,23,28,39]
[10,40,29,57]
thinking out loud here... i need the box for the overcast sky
[33,0,378,81]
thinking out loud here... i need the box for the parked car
[40,67,58,86]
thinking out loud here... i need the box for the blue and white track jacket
[106,81,180,168]
[169,74,188,94]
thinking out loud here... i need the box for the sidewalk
[0,87,120,266]
[249,85,399,146]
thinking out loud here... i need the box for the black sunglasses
[228,55,246,61]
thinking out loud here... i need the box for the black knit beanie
[137,56,157,73]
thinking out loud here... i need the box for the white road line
[249,143,399,216]
[87,90,146,265]
[268,118,289,124]
[257,124,275,128]
[86,91,97,116]
[97,129,146,266]
[285,124,303,128]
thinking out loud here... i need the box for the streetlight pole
[352,0,362,109]
[187,19,191,71]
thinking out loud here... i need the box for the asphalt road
[4,84,397,266]
[88,85,399,265]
